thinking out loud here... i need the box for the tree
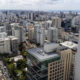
[14,69,22,76]
[16,59,26,70]
[7,63,16,71]
[21,51,27,59]
[3,57,10,64]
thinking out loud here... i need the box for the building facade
[48,49,72,80]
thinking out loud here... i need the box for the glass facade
[27,53,60,80]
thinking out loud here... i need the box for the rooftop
[49,27,57,30]
[60,41,78,49]
[13,55,23,62]
[0,36,18,41]
[8,36,18,40]
[27,48,60,62]
[10,23,19,26]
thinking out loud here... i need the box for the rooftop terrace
[27,47,60,62]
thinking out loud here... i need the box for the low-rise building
[13,55,23,62]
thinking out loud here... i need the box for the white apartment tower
[39,28,45,46]
[36,28,45,46]
[11,24,26,43]
[75,31,80,80]
[48,27,58,42]
[34,23,45,46]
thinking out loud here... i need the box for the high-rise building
[72,16,80,33]
[48,48,72,80]
[39,28,45,46]
[28,27,34,42]
[74,31,80,80]
[52,16,61,28]
[0,26,6,32]
[11,23,26,43]
[0,37,11,54]
[0,36,18,54]
[27,44,72,80]
[45,20,52,29]
[72,16,80,27]
[34,23,45,46]
[48,27,58,42]
[0,24,19,54]
[27,47,60,80]
[0,32,7,38]
[28,12,35,21]
[34,23,41,42]
[8,36,19,54]
[60,41,78,80]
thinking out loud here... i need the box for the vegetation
[17,59,26,70]
[36,43,40,47]
[1,42,27,80]
[2,57,27,80]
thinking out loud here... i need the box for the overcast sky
[0,0,80,11]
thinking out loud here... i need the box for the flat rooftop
[10,23,19,26]
[0,36,18,41]
[8,36,18,40]
[13,55,23,62]
[27,48,60,62]
[60,41,78,49]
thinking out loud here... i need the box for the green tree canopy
[16,59,26,70]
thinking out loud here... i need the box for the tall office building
[0,26,6,32]
[34,23,45,46]
[0,36,18,54]
[48,27,58,42]
[0,26,8,39]
[52,16,61,28]
[8,36,19,54]
[74,31,80,80]
[72,16,80,32]
[6,25,12,36]
[36,28,45,46]
[48,48,72,80]
[51,16,62,39]
[0,37,11,54]
[28,27,34,41]
[0,32,7,38]
[0,25,19,54]
[34,23,41,42]
[11,24,26,43]
[45,20,52,29]
[60,41,78,80]
[28,12,35,21]
[72,16,80,27]
[39,28,45,46]
[36,26,40,44]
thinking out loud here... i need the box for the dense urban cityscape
[0,10,79,80]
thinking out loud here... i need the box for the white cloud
[0,0,80,10]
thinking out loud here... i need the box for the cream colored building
[28,27,34,41]
[52,16,61,28]
[48,49,72,80]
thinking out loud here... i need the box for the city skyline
[0,7,79,80]
[0,0,80,11]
